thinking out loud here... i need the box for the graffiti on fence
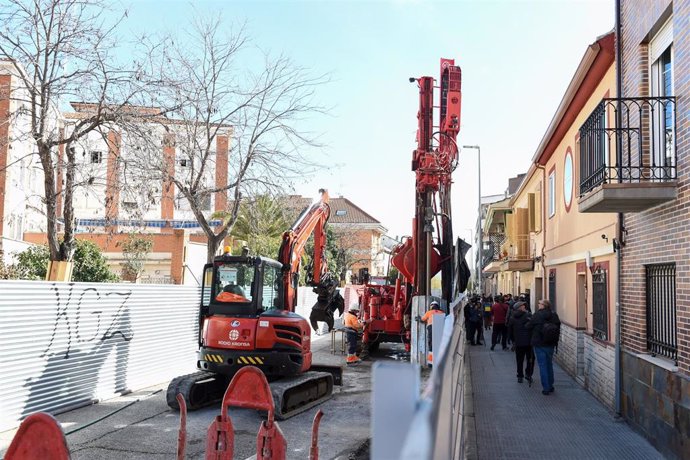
[20,283,135,418]
[41,283,133,359]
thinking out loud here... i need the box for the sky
[123,0,615,263]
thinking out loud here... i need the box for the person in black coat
[507,301,534,384]
[526,299,561,395]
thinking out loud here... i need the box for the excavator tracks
[270,371,334,420]
[167,369,338,420]
[166,371,228,411]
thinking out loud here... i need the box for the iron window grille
[579,97,677,196]
[645,263,677,364]
[592,267,608,341]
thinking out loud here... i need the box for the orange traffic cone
[427,351,433,364]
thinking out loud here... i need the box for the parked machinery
[356,59,462,354]
[167,189,343,419]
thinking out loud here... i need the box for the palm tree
[230,195,290,258]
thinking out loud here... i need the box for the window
[548,171,555,217]
[649,18,674,176]
[261,265,282,310]
[178,158,189,167]
[563,152,573,209]
[645,263,677,363]
[90,151,103,164]
[592,267,608,341]
[335,209,347,217]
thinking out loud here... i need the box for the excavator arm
[276,189,344,331]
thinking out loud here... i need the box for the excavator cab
[201,255,284,318]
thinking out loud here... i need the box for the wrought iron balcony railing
[484,232,505,264]
[579,97,677,196]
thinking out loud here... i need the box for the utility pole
[463,145,482,295]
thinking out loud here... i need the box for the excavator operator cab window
[261,264,283,311]
[214,263,253,304]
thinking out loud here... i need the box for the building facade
[508,164,545,310]
[574,2,690,457]
[536,32,619,408]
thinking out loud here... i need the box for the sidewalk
[466,334,665,460]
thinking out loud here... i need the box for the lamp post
[463,145,482,295]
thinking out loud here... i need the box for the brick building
[576,1,690,457]
[0,61,233,282]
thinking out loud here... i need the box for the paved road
[0,333,389,460]
[466,333,665,460]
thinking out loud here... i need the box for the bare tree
[0,0,163,264]
[138,17,329,263]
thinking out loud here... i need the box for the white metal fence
[0,281,200,432]
[372,295,468,460]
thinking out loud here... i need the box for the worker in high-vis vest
[419,300,445,363]
[344,302,368,365]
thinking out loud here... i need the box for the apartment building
[574,2,689,457]
[0,61,232,282]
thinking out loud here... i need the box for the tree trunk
[60,142,76,261]
[207,233,222,263]
[38,142,61,261]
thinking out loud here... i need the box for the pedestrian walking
[526,299,561,394]
[507,301,534,384]
[468,298,484,345]
[463,300,473,343]
[490,295,509,351]
[483,296,493,330]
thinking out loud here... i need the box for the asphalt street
[0,332,396,460]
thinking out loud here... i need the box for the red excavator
[167,189,344,419]
[356,59,462,354]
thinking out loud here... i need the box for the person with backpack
[526,299,561,395]
[507,301,534,384]
[468,299,484,345]
[482,296,493,330]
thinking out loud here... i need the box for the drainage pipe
[614,0,623,418]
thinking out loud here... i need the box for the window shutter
[528,193,536,232]
[650,18,673,62]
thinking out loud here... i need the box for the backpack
[542,317,560,345]
[469,307,481,323]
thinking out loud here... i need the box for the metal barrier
[372,295,468,460]
[0,280,200,432]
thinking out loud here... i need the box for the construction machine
[355,59,463,355]
[167,189,344,419]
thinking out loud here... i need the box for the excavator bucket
[5,413,70,460]
[310,290,344,332]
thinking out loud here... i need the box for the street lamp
[462,145,481,295]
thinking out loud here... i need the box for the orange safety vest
[421,309,444,324]
[344,312,363,331]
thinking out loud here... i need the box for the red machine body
[168,190,343,419]
[357,59,462,352]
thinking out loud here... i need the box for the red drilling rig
[356,59,462,355]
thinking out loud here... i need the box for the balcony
[500,234,534,272]
[578,97,678,213]
[482,232,505,273]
